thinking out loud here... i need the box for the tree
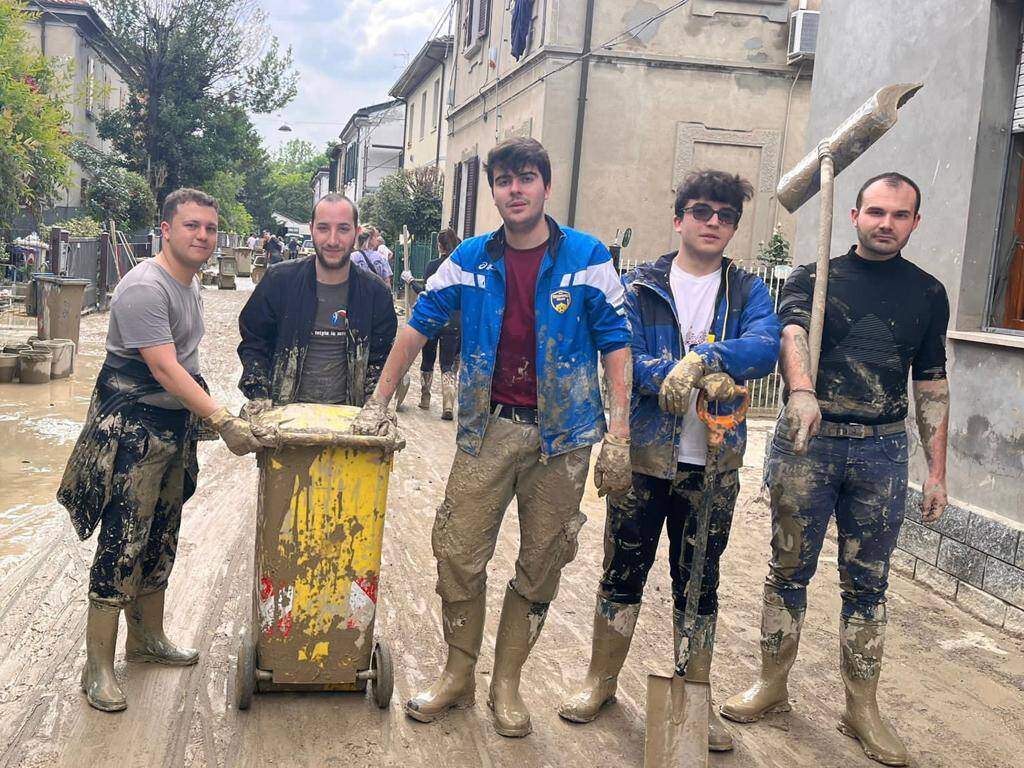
[94,0,298,201]
[756,224,791,268]
[204,170,254,234]
[0,0,73,227]
[269,171,313,223]
[272,139,327,176]
[360,167,443,246]
[70,142,157,232]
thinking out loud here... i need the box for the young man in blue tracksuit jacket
[352,138,634,738]
[559,171,781,753]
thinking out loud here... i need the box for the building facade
[390,36,453,171]
[328,100,406,202]
[23,0,132,218]
[794,0,1024,633]
[442,0,818,262]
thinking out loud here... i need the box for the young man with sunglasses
[559,171,780,754]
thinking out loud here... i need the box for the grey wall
[794,0,1024,526]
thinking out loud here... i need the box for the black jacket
[237,256,397,405]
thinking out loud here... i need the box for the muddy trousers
[432,415,592,605]
[89,403,190,607]
[420,329,460,374]
[764,425,908,621]
[598,466,739,615]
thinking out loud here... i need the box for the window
[449,157,479,238]
[420,91,427,140]
[463,0,492,51]
[990,46,1024,330]
[85,57,95,115]
[432,78,441,129]
[407,103,415,148]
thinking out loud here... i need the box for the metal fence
[392,235,440,292]
[618,255,787,417]
[65,238,101,307]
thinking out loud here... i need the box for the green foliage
[55,216,103,238]
[204,170,254,234]
[0,0,73,227]
[272,139,328,176]
[756,224,791,268]
[360,167,443,246]
[70,143,157,232]
[269,171,313,223]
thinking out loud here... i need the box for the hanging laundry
[511,0,533,60]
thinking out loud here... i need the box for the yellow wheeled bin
[234,403,403,710]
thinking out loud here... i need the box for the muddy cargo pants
[432,412,592,605]
[764,420,909,621]
[89,403,190,607]
[599,466,739,615]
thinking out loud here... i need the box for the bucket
[3,344,32,379]
[30,338,75,378]
[0,353,17,384]
[18,349,52,384]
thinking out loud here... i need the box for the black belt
[817,420,905,439]
[491,403,538,424]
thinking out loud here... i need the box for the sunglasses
[680,203,741,228]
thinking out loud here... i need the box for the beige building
[390,36,454,171]
[443,0,819,263]
[23,0,133,217]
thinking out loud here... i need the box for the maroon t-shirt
[490,240,548,407]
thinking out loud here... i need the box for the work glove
[205,407,262,456]
[593,433,632,499]
[658,351,705,416]
[239,398,272,421]
[699,372,740,402]
[351,396,396,437]
[783,389,821,455]
[400,269,414,284]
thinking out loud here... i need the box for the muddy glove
[205,407,262,456]
[239,398,272,421]
[401,269,414,284]
[784,389,821,455]
[351,396,395,437]
[658,351,705,416]
[594,433,632,499]
[699,372,740,402]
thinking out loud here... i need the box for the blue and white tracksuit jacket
[625,254,781,478]
[408,216,631,458]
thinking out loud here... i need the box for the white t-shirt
[669,261,721,465]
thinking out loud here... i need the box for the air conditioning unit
[788,9,819,63]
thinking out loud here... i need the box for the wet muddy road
[0,286,1022,768]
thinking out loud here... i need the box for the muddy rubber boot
[81,600,127,712]
[488,586,547,737]
[673,609,733,752]
[418,372,433,410]
[395,374,411,411]
[405,594,485,722]
[558,597,640,723]
[720,593,805,723]
[838,615,908,766]
[440,371,456,421]
[125,590,199,665]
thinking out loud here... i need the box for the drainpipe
[567,0,596,228]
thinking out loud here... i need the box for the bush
[756,224,790,268]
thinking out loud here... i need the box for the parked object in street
[3,343,31,379]
[234,403,402,710]
[30,338,75,378]
[17,348,52,384]
[35,276,89,347]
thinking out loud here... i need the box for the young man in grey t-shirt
[59,188,263,713]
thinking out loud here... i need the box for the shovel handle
[696,387,750,448]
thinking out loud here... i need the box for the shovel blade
[644,674,710,768]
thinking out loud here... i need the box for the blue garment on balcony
[511,0,533,60]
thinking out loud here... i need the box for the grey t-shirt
[105,259,205,407]
[296,280,350,404]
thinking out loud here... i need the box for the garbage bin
[25,272,53,318]
[234,403,403,710]
[234,247,253,277]
[35,276,89,347]
[217,253,237,290]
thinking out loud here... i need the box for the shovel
[644,386,750,768]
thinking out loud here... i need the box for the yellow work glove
[658,351,705,415]
[593,433,632,499]
[206,407,262,456]
[699,372,740,402]
[239,398,272,421]
[351,396,395,437]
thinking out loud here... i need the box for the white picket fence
[618,256,787,417]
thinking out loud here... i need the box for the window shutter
[449,162,463,231]
[1014,42,1024,133]
[478,0,491,38]
[464,1,474,48]
[463,157,479,239]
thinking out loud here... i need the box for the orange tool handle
[697,386,750,448]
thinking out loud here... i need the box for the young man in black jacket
[237,194,397,411]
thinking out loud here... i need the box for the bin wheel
[369,639,393,708]
[235,635,256,710]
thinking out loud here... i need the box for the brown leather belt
[817,420,905,439]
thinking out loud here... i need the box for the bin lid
[253,403,404,452]
[35,276,90,286]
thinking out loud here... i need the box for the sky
[252,0,453,156]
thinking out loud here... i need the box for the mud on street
[0,285,1022,768]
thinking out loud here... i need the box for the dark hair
[856,172,921,214]
[484,137,552,188]
[437,228,461,256]
[673,170,754,219]
[161,188,218,225]
[311,193,359,226]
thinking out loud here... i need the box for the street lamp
[278,123,293,132]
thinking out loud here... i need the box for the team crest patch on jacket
[550,289,571,313]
